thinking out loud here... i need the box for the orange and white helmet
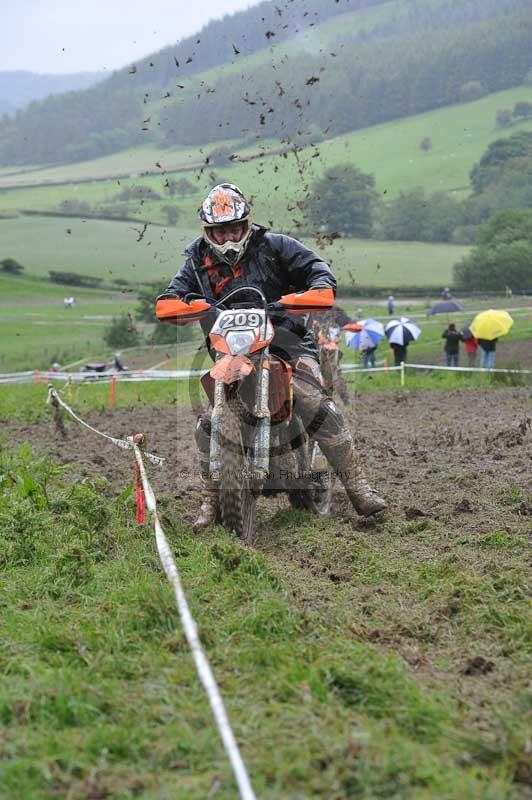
[199,183,253,265]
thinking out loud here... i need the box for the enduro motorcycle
[82,354,128,374]
[157,286,335,543]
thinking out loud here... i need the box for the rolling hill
[0,70,103,116]
[1,0,530,166]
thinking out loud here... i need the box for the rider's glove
[276,286,335,315]
[155,296,212,324]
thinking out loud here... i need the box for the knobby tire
[219,394,257,544]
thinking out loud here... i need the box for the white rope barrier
[341,364,402,374]
[3,360,532,387]
[46,386,164,465]
[0,369,204,385]
[41,385,256,798]
[131,440,257,800]
[404,362,532,374]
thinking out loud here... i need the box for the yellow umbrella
[470,309,513,340]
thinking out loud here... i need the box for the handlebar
[184,286,268,311]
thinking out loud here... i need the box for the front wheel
[219,394,257,544]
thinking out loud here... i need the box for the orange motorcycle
[157,286,335,543]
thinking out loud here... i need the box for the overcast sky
[2,0,258,74]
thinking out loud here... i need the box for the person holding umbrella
[470,309,514,370]
[390,342,407,366]
[345,318,385,369]
[385,316,421,366]
[478,338,498,369]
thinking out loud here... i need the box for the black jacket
[442,330,462,354]
[161,225,336,362]
[477,338,497,352]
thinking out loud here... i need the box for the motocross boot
[318,432,387,518]
[192,461,219,532]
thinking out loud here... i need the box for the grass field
[2,86,532,220]
[0,216,192,282]
[0,215,469,291]
[0,274,138,371]
[1,377,531,798]
[0,138,265,189]
[1,264,530,372]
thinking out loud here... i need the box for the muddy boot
[192,465,219,532]
[319,433,387,518]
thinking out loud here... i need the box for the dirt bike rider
[156,183,386,529]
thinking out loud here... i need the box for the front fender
[210,354,254,384]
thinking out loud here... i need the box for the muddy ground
[4,387,531,531]
[3,386,532,790]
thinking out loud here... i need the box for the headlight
[226,330,255,355]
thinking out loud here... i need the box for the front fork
[208,361,271,480]
[209,378,225,481]
[253,362,270,478]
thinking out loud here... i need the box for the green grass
[3,85,532,217]
[0,216,193,282]
[0,419,530,798]
[0,273,138,371]
[4,85,532,301]
[0,143,209,187]
[0,215,469,289]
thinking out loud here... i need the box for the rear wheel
[219,394,257,544]
[288,435,333,516]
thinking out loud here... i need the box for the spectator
[442,323,462,367]
[361,345,377,369]
[390,342,407,366]
[355,307,363,321]
[441,287,452,300]
[478,338,497,369]
[463,335,478,367]
[387,295,395,316]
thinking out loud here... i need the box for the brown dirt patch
[2,387,531,532]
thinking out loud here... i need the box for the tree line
[303,129,532,292]
[160,6,532,147]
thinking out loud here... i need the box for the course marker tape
[131,438,257,800]
[4,359,532,385]
[404,362,532,374]
[46,386,164,465]
[45,388,256,796]
[342,364,402,374]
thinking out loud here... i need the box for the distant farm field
[0,216,192,282]
[2,86,532,218]
[0,215,469,287]
[0,273,136,371]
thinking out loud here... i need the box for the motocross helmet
[199,183,253,266]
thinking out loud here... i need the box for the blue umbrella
[346,318,385,350]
